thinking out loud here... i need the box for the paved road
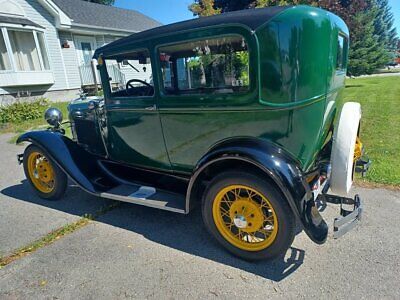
[0,133,399,299]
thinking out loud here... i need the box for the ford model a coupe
[17,6,369,260]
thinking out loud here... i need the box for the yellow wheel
[23,145,67,200]
[202,171,295,261]
[27,151,55,193]
[212,185,278,251]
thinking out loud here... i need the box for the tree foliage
[82,0,115,5]
[189,0,399,75]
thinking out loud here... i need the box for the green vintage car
[17,5,369,261]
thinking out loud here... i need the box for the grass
[0,202,119,269]
[0,217,90,268]
[344,76,400,186]
[0,102,72,144]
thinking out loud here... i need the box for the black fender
[187,138,328,244]
[17,130,109,194]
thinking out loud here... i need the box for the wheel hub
[27,151,55,194]
[229,199,264,233]
[36,161,52,183]
[233,215,247,229]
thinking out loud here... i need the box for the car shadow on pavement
[2,181,305,282]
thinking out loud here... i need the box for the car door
[155,28,258,174]
[102,48,171,171]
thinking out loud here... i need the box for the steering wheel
[126,79,153,96]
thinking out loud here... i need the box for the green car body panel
[88,5,348,175]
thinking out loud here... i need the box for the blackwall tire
[202,171,295,261]
[330,102,361,196]
[23,144,68,201]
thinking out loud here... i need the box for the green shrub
[0,98,49,124]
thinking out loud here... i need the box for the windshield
[104,49,153,98]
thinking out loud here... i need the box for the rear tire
[23,144,67,201]
[202,171,295,261]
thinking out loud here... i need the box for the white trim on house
[35,0,71,29]
[0,71,54,86]
[0,0,26,17]
[0,24,55,87]
[71,23,137,35]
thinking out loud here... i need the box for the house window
[158,35,250,95]
[8,30,41,71]
[0,27,50,72]
[0,30,11,70]
[37,32,50,70]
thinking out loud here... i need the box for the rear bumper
[318,193,362,238]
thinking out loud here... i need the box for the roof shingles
[52,0,161,32]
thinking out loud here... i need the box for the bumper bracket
[318,193,362,238]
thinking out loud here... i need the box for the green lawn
[0,102,71,144]
[1,76,399,186]
[344,76,400,186]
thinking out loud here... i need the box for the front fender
[17,130,106,194]
[188,138,328,244]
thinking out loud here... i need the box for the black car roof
[94,6,292,57]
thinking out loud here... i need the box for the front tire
[23,144,67,200]
[202,171,295,261]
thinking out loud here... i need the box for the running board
[100,184,186,214]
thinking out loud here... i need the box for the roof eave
[70,22,138,35]
[61,23,134,37]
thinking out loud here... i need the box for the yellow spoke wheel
[354,136,363,161]
[27,151,55,194]
[212,184,278,252]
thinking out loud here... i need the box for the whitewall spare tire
[330,102,361,196]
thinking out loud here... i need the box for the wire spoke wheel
[27,151,55,194]
[212,184,278,251]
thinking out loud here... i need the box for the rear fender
[17,130,108,194]
[187,138,328,244]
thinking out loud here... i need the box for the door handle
[144,104,157,111]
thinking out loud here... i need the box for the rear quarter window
[336,34,348,71]
[158,35,250,96]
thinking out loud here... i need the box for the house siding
[59,31,81,89]
[0,0,69,97]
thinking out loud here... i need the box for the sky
[115,0,400,36]
[114,0,194,25]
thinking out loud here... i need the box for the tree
[374,0,398,50]
[348,5,389,74]
[320,0,390,75]
[82,0,115,5]
[373,0,399,66]
[189,0,398,75]
[189,0,220,16]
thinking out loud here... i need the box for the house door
[75,36,98,85]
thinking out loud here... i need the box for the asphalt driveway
[0,133,399,299]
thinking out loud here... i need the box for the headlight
[44,107,63,127]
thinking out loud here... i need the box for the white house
[0,0,161,102]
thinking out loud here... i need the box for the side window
[104,49,153,98]
[158,35,249,95]
[336,34,347,71]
